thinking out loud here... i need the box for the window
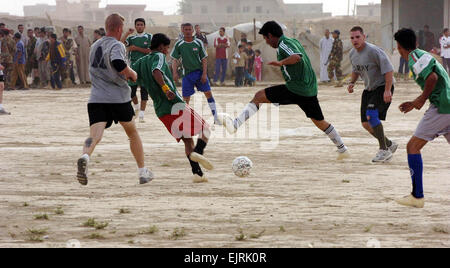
[243,6,250,13]
[227,6,233,13]
[256,6,262,14]
[201,6,208,14]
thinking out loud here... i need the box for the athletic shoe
[220,82,226,87]
[372,149,393,163]
[192,174,208,183]
[217,113,237,134]
[139,168,154,185]
[190,152,214,170]
[77,157,89,186]
[0,108,11,115]
[395,194,425,208]
[337,149,350,160]
[389,141,399,154]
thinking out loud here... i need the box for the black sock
[188,156,203,177]
[372,124,388,150]
[194,139,207,155]
[385,137,393,148]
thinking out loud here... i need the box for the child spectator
[254,49,263,81]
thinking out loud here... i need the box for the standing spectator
[423,25,435,52]
[178,24,185,40]
[46,33,66,90]
[61,28,77,87]
[0,29,16,91]
[93,29,102,43]
[244,41,256,86]
[0,23,5,29]
[10,33,29,90]
[36,28,50,88]
[99,28,106,37]
[0,62,11,115]
[195,25,208,47]
[17,24,28,47]
[441,28,450,75]
[213,27,230,86]
[34,27,40,38]
[233,45,247,87]
[25,29,38,87]
[319,29,334,83]
[254,49,263,81]
[328,30,344,87]
[398,53,409,80]
[75,25,92,85]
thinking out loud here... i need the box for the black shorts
[130,85,149,101]
[88,101,135,129]
[265,84,325,121]
[0,75,4,82]
[361,85,394,123]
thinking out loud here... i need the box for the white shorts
[414,104,450,143]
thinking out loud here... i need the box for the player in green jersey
[218,21,349,160]
[121,18,152,123]
[394,28,450,208]
[133,33,213,183]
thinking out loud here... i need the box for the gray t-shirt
[88,37,131,103]
[350,42,394,91]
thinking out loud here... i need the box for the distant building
[23,3,57,18]
[181,0,331,30]
[357,3,381,17]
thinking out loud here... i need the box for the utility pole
[348,0,350,16]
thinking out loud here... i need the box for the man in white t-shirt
[441,28,450,75]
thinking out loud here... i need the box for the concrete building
[381,0,448,53]
[181,0,331,30]
[23,4,57,18]
[357,3,381,17]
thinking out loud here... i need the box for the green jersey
[125,33,152,63]
[170,38,207,76]
[277,35,317,97]
[132,52,185,118]
[409,49,450,114]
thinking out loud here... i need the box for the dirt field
[0,81,449,248]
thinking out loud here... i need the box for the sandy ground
[0,81,449,248]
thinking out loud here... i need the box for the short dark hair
[14,32,21,39]
[135,18,146,26]
[34,27,40,31]
[247,41,253,46]
[40,27,46,33]
[78,25,84,29]
[0,23,5,27]
[238,45,244,49]
[350,26,364,34]
[444,28,449,33]
[18,24,24,28]
[394,28,417,51]
[240,38,247,43]
[27,29,33,32]
[50,33,57,39]
[63,28,70,33]
[259,21,283,38]
[94,29,101,35]
[150,33,171,50]
[184,23,193,28]
[220,27,225,32]
[255,49,261,54]
[99,28,106,36]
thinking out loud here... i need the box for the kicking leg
[311,119,349,160]
[396,136,427,208]
[120,121,153,184]
[77,122,107,185]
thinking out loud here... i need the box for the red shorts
[159,105,210,142]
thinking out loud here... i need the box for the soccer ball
[232,156,253,178]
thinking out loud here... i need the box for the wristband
[162,84,170,93]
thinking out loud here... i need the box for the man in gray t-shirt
[347,26,397,163]
[76,13,153,186]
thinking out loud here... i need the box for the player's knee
[407,138,422,154]
[366,109,381,128]
[252,90,265,104]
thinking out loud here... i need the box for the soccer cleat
[395,194,425,208]
[189,152,214,170]
[337,149,350,160]
[139,168,154,185]
[372,149,393,163]
[389,141,399,154]
[0,108,11,115]
[192,174,208,183]
[77,157,89,186]
[217,113,237,134]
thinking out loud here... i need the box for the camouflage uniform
[328,38,343,81]
[1,35,16,89]
[25,36,37,76]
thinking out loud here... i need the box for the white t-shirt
[441,36,450,59]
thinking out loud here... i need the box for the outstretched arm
[400,72,438,113]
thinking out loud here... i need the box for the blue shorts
[182,70,211,97]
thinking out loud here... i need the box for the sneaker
[192,174,208,183]
[77,157,89,186]
[395,194,425,208]
[139,168,154,185]
[337,148,350,160]
[189,152,214,170]
[0,108,11,115]
[217,113,237,134]
[372,149,393,163]
[388,141,398,154]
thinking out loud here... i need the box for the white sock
[138,167,147,176]
[139,111,145,118]
[81,154,90,162]
[325,125,347,153]
[134,103,140,111]
[234,102,259,129]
